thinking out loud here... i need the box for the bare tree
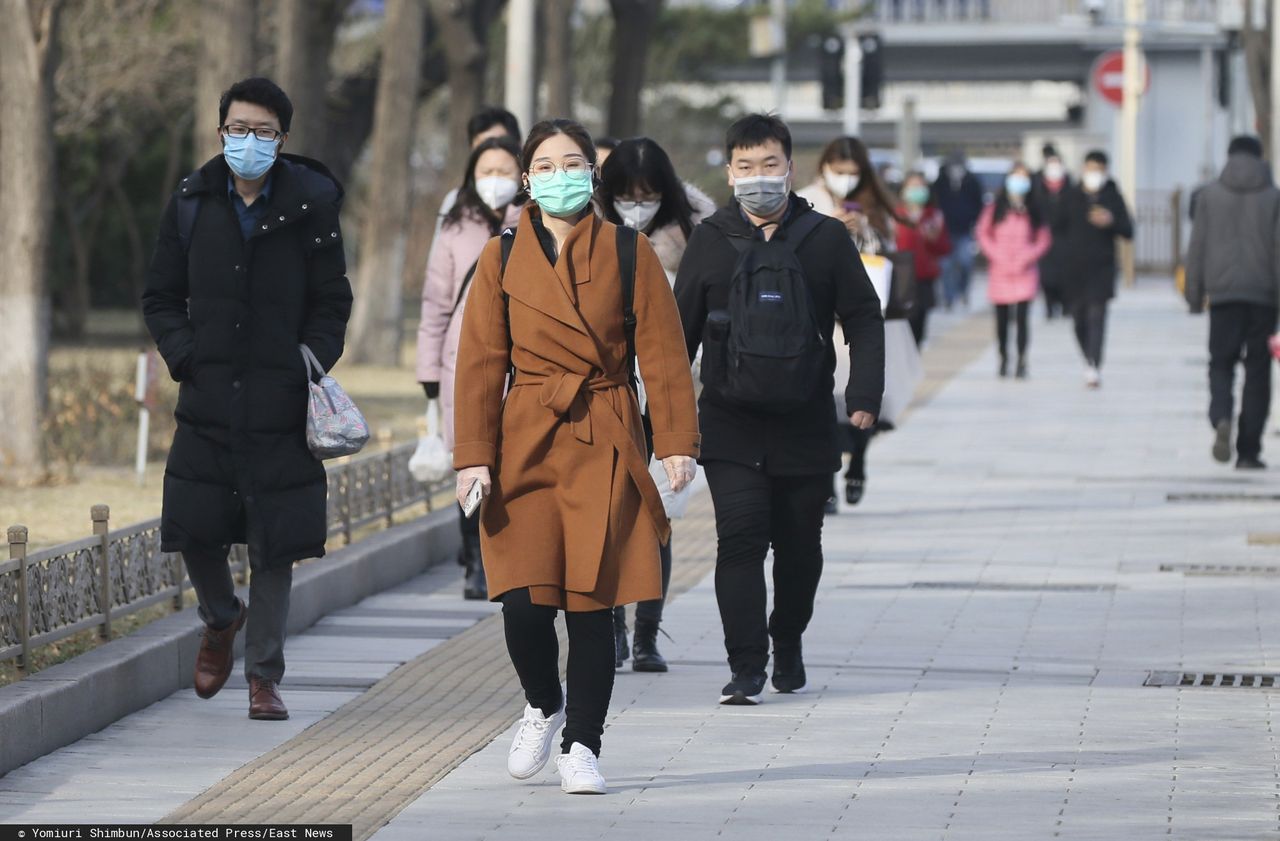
[427,0,507,173]
[193,0,259,165]
[275,0,345,159]
[542,0,576,119]
[606,0,663,138]
[0,0,62,477]
[345,0,429,366]
[1244,1,1272,156]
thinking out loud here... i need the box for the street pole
[843,29,863,137]
[1271,0,1280,162]
[771,0,787,115]
[1120,0,1144,288]
[504,0,537,136]
[898,97,920,172]
[1201,45,1215,181]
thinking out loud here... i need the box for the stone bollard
[8,525,30,671]
[92,505,112,640]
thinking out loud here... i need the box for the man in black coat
[1032,144,1072,320]
[1185,135,1280,470]
[932,152,985,309]
[1051,150,1134,389]
[142,77,352,720]
[674,114,885,705]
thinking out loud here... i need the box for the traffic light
[859,33,883,110]
[819,35,844,111]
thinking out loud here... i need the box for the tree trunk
[427,0,501,175]
[606,0,663,138]
[543,0,576,119]
[1244,1,1272,156]
[111,177,147,332]
[193,0,259,166]
[0,0,61,478]
[275,0,343,160]
[345,0,428,366]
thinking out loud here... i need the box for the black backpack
[700,211,826,413]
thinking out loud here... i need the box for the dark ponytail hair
[443,136,525,232]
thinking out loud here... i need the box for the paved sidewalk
[375,283,1280,841]
[5,282,1280,840]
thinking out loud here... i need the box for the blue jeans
[940,233,974,307]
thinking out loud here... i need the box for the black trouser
[995,302,1029,360]
[614,539,672,629]
[908,280,936,346]
[1209,302,1277,461]
[458,501,481,539]
[182,546,294,683]
[704,461,829,676]
[500,587,615,757]
[1072,300,1108,368]
[1043,283,1066,319]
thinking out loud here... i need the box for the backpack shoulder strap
[616,225,639,385]
[777,208,826,253]
[176,193,201,254]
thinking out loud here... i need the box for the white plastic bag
[878,320,923,426]
[408,400,451,484]
[649,457,694,519]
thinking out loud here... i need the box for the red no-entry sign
[1093,49,1150,106]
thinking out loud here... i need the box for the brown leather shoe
[248,677,289,720]
[193,599,246,699]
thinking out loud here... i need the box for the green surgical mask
[529,170,594,217]
[904,185,930,206]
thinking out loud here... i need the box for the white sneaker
[507,699,565,780]
[1084,366,1101,389]
[556,742,607,794]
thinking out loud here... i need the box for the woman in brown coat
[453,119,700,794]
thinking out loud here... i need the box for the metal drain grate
[1159,563,1280,576]
[1146,671,1280,688]
[909,582,1115,593]
[1167,492,1280,503]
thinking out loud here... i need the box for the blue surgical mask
[1005,174,1031,197]
[223,133,279,180]
[529,170,594,217]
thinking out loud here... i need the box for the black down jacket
[1051,180,1134,306]
[142,154,353,571]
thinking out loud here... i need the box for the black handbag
[883,251,917,320]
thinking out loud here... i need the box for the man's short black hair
[725,113,792,161]
[1228,135,1264,158]
[467,106,521,143]
[219,77,293,133]
[1085,149,1109,167]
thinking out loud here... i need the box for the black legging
[995,302,1030,359]
[614,539,672,629]
[500,587,615,757]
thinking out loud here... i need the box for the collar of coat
[503,203,605,338]
[176,153,345,236]
[705,193,814,241]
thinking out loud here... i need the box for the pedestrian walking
[1052,150,1134,389]
[417,136,525,599]
[434,106,522,234]
[797,136,900,510]
[895,171,952,346]
[674,114,884,705]
[932,152,985,309]
[1184,135,1280,470]
[452,119,700,794]
[594,136,619,169]
[977,163,1052,379]
[1033,144,1071,320]
[597,136,716,672]
[141,77,352,721]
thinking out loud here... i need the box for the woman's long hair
[597,137,697,237]
[443,136,525,232]
[815,136,905,237]
[991,162,1043,233]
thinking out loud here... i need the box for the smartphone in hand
[461,478,486,518]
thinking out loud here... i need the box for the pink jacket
[416,203,523,449]
[976,204,1052,305]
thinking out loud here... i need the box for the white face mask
[1044,162,1065,182]
[823,168,859,199]
[614,199,662,230]
[1082,170,1107,193]
[475,176,519,210]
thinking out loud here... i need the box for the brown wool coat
[453,206,701,612]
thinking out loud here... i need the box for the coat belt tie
[513,370,672,545]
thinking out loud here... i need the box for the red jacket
[894,205,952,283]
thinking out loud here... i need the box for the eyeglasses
[221,124,283,142]
[529,158,592,183]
